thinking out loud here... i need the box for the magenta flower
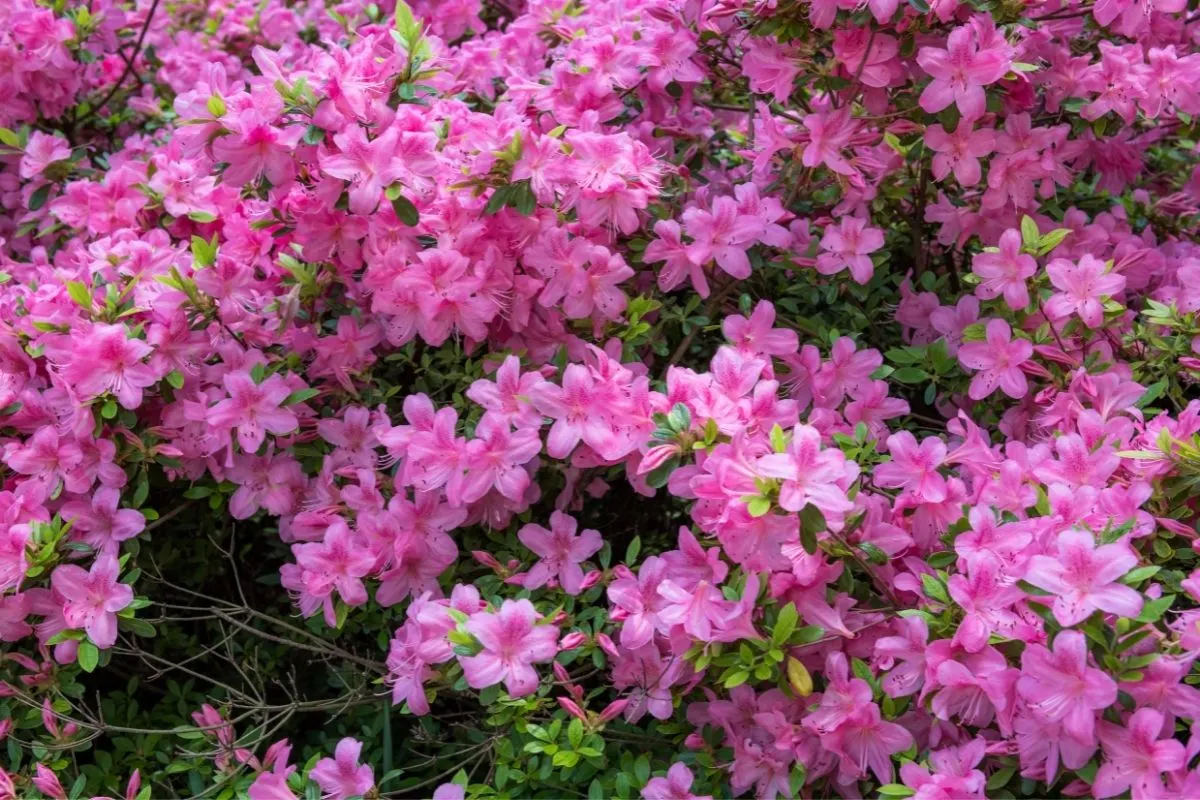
[1094,708,1186,799]
[917,24,1012,118]
[802,108,858,176]
[60,487,145,553]
[957,319,1033,400]
[309,738,375,800]
[756,424,856,522]
[461,599,559,697]
[681,196,761,281]
[59,323,158,409]
[1018,631,1116,743]
[816,216,884,285]
[971,229,1037,310]
[208,371,300,455]
[1023,529,1143,626]
[1044,255,1127,328]
[49,553,133,648]
[824,703,915,785]
[642,763,712,800]
[517,511,602,595]
[212,108,303,187]
[875,432,949,503]
[925,120,995,186]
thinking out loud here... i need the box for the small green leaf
[746,496,771,518]
[391,193,419,226]
[77,640,99,672]
[65,281,92,311]
[624,535,642,566]
[773,602,798,646]
[921,573,950,604]
[282,388,319,406]
[29,184,51,211]
[1020,215,1039,248]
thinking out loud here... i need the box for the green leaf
[512,180,536,216]
[986,766,1016,790]
[921,573,950,604]
[877,785,915,798]
[624,536,642,566]
[746,496,771,518]
[282,388,319,406]
[1020,215,1039,248]
[1036,227,1071,256]
[187,211,217,223]
[206,95,227,117]
[0,128,20,148]
[891,367,929,383]
[793,625,825,644]
[1135,594,1174,623]
[77,640,99,673]
[668,403,691,433]
[1135,380,1167,409]
[166,370,185,390]
[799,504,825,554]
[484,185,512,216]
[773,602,798,646]
[65,280,92,311]
[391,193,419,226]
[29,183,51,211]
[1121,565,1160,585]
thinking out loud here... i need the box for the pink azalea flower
[208,372,300,455]
[1018,630,1116,742]
[1023,529,1143,626]
[682,196,761,281]
[1094,708,1186,799]
[925,120,995,186]
[802,108,858,177]
[875,432,949,503]
[642,763,712,800]
[309,738,375,800]
[816,216,884,285]
[59,487,145,554]
[971,229,1037,310]
[756,424,856,523]
[57,324,158,409]
[461,599,559,697]
[49,553,133,648]
[917,23,1012,118]
[957,319,1033,400]
[517,511,602,595]
[1044,255,1127,328]
[824,703,915,785]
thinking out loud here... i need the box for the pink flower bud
[596,633,620,660]
[597,699,628,723]
[471,550,501,570]
[0,681,14,698]
[551,610,569,626]
[553,662,572,684]
[124,769,142,800]
[558,632,587,652]
[557,697,587,721]
[0,719,12,740]
[578,570,602,591]
[33,765,66,800]
[42,697,59,739]
[684,733,705,749]
[636,443,681,476]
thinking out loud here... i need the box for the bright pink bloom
[461,599,559,697]
[802,108,858,176]
[971,229,1036,310]
[682,196,760,280]
[517,511,602,595]
[824,703,915,785]
[917,24,1012,118]
[1018,631,1116,742]
[1044,255,1126,328]
[1023,529,1143,626]
[49,553,133,648]
[642,763,712,800]
[957,319,1033,400]
[309,738,375,800]
[756,424,856,522]
[208,372,300,455]
[1094,708,1186,798]
[56,324,157,409]
[926,120,995,186]
[875,432,949,503]
[816,217,884,284]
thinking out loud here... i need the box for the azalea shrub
[3,0,1200,798]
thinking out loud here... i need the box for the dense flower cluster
[1,0,1200,797]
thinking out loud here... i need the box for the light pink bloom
[208,372,300,454]
[875,432,949,503]
[642,763,712,800]
[756,424,856,522]
[926,120,995,186]
[917,24,1012,118]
